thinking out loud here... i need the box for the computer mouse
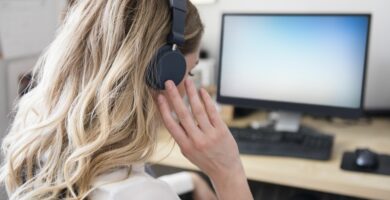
[354,149,379,170]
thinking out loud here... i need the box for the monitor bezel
[217,13,372,118]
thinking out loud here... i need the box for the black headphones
[145,0,187,90]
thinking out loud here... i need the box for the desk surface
[150,113,390,199]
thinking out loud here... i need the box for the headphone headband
[168,0,187,46]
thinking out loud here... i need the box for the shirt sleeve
[158,172,194,195]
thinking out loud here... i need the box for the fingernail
[165,80,173,89]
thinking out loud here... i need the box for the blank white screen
[220,15,369,109]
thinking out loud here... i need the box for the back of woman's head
[0,0,203,199]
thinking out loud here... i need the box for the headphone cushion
[146,45,187,90]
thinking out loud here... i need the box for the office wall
[0,0,65,141]
[0,61,9,142]
[196,0,390,111]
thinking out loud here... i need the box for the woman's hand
[157,79,253,200]
[157,79,240,179]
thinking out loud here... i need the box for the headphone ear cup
[146,45,187,90]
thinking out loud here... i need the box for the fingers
[157,94,189,148]
[200,88,222,127]
[185,79,213,131]
[164,81,202,140]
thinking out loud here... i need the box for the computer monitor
[217,14,371,132]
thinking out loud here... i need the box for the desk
[150,113,390,199]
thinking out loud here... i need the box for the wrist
[209,162,246,182]
[211,168,247,185]
[210,168,252,200]
[209,163,247,189]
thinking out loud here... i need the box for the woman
[0,0,252,199]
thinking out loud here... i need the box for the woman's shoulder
[89,165,180,200]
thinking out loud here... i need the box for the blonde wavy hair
[0,0,203,199]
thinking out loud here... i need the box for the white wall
[0,1,59,59]
[0,61,9,140]
[0,0,65,141]
[196,0,390,111]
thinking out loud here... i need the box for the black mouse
[354,149,379,170]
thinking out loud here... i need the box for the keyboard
[230,126,334,160]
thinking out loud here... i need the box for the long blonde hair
[0,0,203,199]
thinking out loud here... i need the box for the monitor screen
[218,14,370,114]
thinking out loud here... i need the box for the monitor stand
[252,111,323,134]
[271,111,302,132]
